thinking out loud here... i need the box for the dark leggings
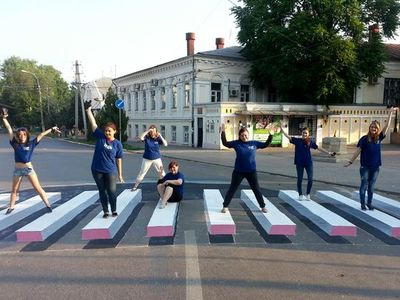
[223,170,265,208]
[92,170,117,213]
[295,164,313,195]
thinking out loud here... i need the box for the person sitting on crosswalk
[157,160,185,209]
[0,107,60,214]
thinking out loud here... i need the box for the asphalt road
[0,135,399,300]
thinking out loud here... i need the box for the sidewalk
[127,141,400,195]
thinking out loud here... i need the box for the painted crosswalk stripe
[147,200,179,237]
[316,191,400,237]
[16,191,99,242]
[241,189,296,235]
[279,190,357,236]
[352,191,400,219]
[0,193,61,231]
[81,189,141,240]
[203,189,235,235]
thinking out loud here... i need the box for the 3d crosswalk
[278,190,357,236]
[316,191,400,237]
[242,190,296,235]
[0,189,399,244]
[352,191,400,219]
[82,189,141,240]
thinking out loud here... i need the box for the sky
[0,0,240,83]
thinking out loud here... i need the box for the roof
[197,46,246,60]
[385,44,400,60]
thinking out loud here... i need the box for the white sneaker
[221,207,229,213]
[298,195,306,201]
[306,194,311,201]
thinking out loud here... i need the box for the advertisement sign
[252,115,282,145]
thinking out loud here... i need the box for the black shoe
[112,212,118,217]
[5,208,14,215]
[103,213,109,219]
[367,204,374,211]
[46,206,53,213]
[361,205,367,211]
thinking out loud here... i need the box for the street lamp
[21,69,45,131]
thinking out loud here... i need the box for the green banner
[252,115,282,145]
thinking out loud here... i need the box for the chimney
[216,38,225,49]
[186,32,195,56]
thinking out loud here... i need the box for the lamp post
[21,70,45,132]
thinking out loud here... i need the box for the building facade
[114,33,400,148]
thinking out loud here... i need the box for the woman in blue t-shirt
[157,160,185,209]
[85,102,124,218]
[220,123,273,214]
[1,107,60,214]
[345,107,398,210]
[131,125,168,191]
[281,126,334,201]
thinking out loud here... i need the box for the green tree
[232,0,400,104]
[93,88,129,143]
[0,56,73,128]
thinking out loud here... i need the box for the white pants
[136,158,165,181]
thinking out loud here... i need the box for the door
[197,117,203,147]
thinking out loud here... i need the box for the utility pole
[73,61,87,139]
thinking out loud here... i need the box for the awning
[235,110,338,116]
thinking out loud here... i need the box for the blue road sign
[115,99,125,109]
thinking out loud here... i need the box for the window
[184,83,190,107]
[160,125,165,138]
[183,126,189,144]
[171,125,176,142]
[211,82,221,102]
[142,124,147,133]
[128,124,132,138]
[240,85,250,102]
[161,87,166,110]
[135,124,139,138]
[384,78,400,107]
[151,90,156,110]
[127,93,132,111]
[172,85,177,109]
[134,92,138,111]
[142,91,147,111]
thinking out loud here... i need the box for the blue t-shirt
[291,137,318,166]
[164,171,185,197]
[10,137,39,163]
[91,128,123,173]
[221,133,272,172]
[143,136,163,160]
[357,132,385,168]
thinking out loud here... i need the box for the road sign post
[115,99,124,141]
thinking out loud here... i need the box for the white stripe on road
[185,230,203,300]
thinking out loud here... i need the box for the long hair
[301,127,311,147]
[367,121,381,143]
[15,127,30,146]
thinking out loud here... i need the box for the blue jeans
[92,170,117,213]
[296,164,313,195]
[223,170,265,208]
[359,166,380,206]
